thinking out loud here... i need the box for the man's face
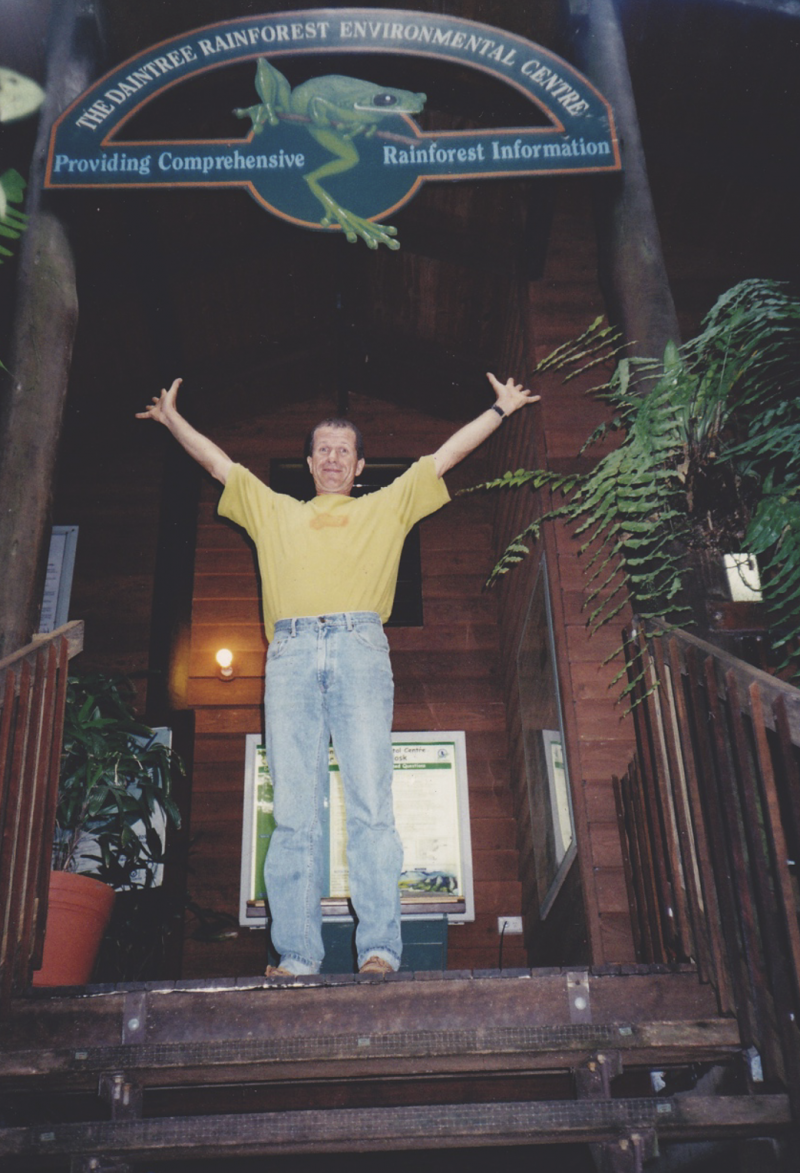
[307,425,365,496]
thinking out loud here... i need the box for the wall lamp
[215,648,235,681]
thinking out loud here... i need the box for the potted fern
[33,671,182,986]
[473,279,800,675]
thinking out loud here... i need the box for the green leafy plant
[0,168,27,255]
[0,168,28,371]
[469,279,800,670]
[54,671,182,889]
[1,66,45,367]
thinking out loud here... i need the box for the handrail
[615,620,800,1119]
[0,621,84,702]
[0,621,83,1015]
[647,617,800,740]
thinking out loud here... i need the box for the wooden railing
[0,621,83,1015]
[615,620,800,1114]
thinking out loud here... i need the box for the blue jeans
[264,612,403,975]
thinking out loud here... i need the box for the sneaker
[358,956,394,975]
[264,965,294,978]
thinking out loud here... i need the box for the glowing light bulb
[215,648,234,679]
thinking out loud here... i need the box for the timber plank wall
[485,185,637,966]
[183,392,527,977]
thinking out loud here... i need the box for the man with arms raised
[137,374,536,976]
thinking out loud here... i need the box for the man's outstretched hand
[134,378,232,484]
[433,371,540,477]
[135,377,182,425]
[486,372,540,415]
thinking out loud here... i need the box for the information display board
[240,731,473,925]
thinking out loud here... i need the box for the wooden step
[0,1095,791,1166]
[2,967,738,1089]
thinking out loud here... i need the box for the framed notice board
[240,731,474,926]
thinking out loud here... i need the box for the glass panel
[516,554,577,918]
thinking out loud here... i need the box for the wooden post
[0,1,104,658]
[563,0,681,359]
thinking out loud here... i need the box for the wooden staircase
[2,620,799,1169]
[0,964,791,1171]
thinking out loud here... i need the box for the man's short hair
[305,418,365,461]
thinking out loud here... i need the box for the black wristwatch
[491,404,506,420]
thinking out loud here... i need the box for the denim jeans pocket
[267,633,293,661]
[352,623,389,653]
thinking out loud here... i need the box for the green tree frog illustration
[235,58,426,250]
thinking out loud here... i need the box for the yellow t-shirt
[217,455,450,641]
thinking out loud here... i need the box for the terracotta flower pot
[32,871,115,987]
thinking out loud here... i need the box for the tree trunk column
[563,0,680,359]
[0,1,104,658]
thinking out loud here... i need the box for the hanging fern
[0,169,28,371]
[468,279,800,673]
[0,168,27,258]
